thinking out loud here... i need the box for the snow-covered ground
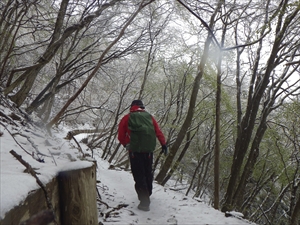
[96,156,254,225]
[0,101,255,225]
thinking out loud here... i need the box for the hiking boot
[138,203,150,211]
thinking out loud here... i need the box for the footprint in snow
[167,215,178,225]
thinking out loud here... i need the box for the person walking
[118,100,167,211]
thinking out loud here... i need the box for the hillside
[0,95,255,224]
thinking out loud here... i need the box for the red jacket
[118,105,166,147]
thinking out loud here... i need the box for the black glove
[125,144,130,151]
[161,145,168,155]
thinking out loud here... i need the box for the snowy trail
[96,158,254,225]
[0,104,255,225]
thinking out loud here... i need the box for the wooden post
[57,162,98,225]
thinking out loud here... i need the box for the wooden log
[57,162,98,225]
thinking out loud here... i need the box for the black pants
[129,152,153,207]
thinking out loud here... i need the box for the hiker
[118,100,167,211]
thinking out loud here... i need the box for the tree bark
[214,55,221,210]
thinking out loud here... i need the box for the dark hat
[131,100,145,109]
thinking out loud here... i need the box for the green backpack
[128,111,156,153]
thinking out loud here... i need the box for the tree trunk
[155,32,213,184]
[214,61,221,210]
[214,18,226,209]
[233,123,267,208]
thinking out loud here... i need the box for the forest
[0,0,300,224]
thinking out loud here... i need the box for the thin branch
[69,132,84,156]
[0,122,31,155]
[176,0,221,49]
[285,60,300,66]
[176,0,271,52]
